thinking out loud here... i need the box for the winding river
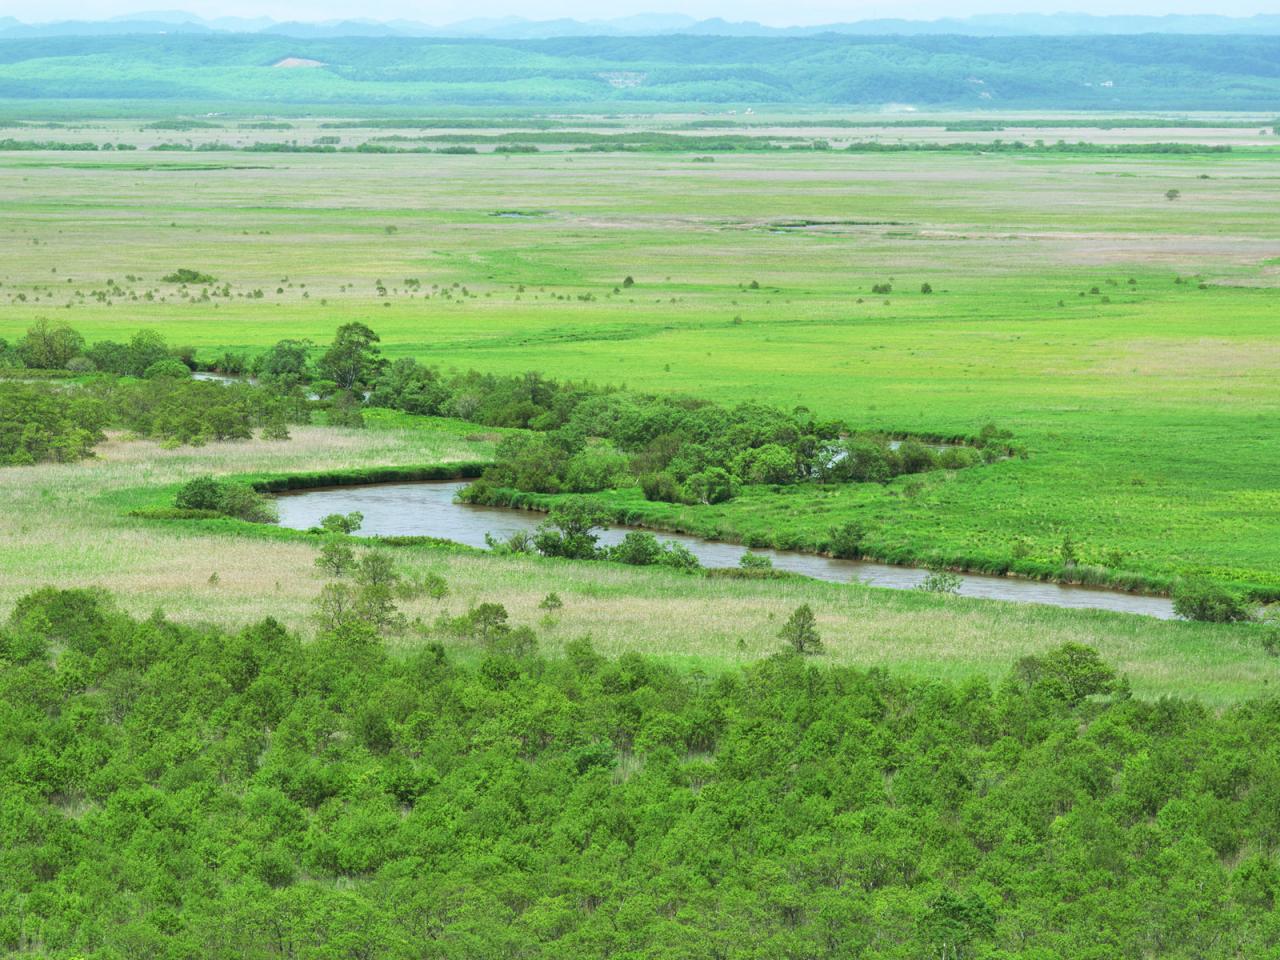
[274,480,1177,619]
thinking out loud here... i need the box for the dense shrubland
[0,321,319,459]
[262,324,1007,504]
[2,319,1004,487]
[0,382,108,465]
[3,587,1280,957]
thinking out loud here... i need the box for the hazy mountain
[1,32,1277,111]
[4,11,1280,39]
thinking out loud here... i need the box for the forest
[3,587,1279,958]
[2,33,1280,108]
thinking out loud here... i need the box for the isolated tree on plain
[319,322,384,391]
[780,603,823,655]
[1165,189,1181,201]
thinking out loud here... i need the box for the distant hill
[1,33,1279,110]
[3,12,1280,40]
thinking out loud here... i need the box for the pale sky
[2,0,1274,25]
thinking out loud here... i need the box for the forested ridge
[2,33,1280,108]
[3,588,1279,957]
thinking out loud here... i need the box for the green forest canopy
[3,588,1280,957]
[2,34,1280,108]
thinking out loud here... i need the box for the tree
[1015,643,1118,704]
[469,602,509,643]
[368,358,448,415]
[320,512,364,535]
[534,498,606,559]
[780,603,823,654]
[254,339,314,390]
[17,318,84,370]
[735,443,797,485]
[125,329,171,377]
[315,539,355,577]
[1166,189,1181,201]
[318,323,384,392]
[0,382,106,464]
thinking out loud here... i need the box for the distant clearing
[272,57,325,69]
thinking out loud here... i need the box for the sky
[2,0,1274,24]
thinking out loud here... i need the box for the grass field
[3,134,1278,596]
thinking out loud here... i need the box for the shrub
[739,552,773,570]
[640,471,682,503]
[174,476,276,523]
[1173,577,1254,623]
[685,467,735,504]
[143,358,191,380]
[918,567,962,594]
[216,483,278,523]
[484,530,535,555]
[609,531,665,566]
[896,439,937,475]
[174,476,224,511]
[658,542,701,572]
[320,512,364,535]
[828,439,896,484]
[162,268,217,284]
[827,521,867,559]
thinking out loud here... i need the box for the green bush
[162,268,217,284]
[174,476,277,523]
[1173,577,1254,622]
[143,358,192,379]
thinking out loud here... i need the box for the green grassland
[3,141,1278,597]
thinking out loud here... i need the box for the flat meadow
[2,115,1279,699]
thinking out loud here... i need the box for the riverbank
[275,479,1177,619]
[2,416,1274,703]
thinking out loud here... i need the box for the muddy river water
[275,481,1176,619]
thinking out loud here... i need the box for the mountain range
[3,11,1280,39]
